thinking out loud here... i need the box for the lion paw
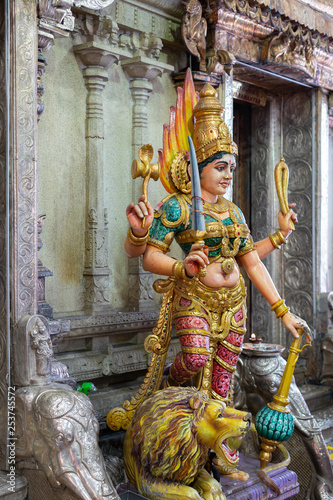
[212,457,249,482]
[222,469,249,482]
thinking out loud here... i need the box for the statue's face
[200,153,236,197]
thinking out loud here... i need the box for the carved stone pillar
[122,56,173,310]
[37,1,76,120]
[2,0,39,471]
[218,69,233,201]
[250,101,281,344]
[122,57,173,155]
[0,0,8,471]
[74,42,121,311]
[282,91,313,331]
[37,215,53,319]
[219,70,233,135]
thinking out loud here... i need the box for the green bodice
[148,193,255,258]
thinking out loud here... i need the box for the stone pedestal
[221,457,299,499]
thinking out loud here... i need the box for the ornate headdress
[159,70,237,195]
[193,83,238,163]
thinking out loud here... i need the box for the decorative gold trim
[237,236,256,256]
[170,152,191,194]
[192,84,238,164]
[269,229,287,249]
[180,355,198,376]
[181,346,210,355]
[173,260,187,281]
[173,309,209,320]
[176,328,210,337]
[276,229,287,244]
[271,299,290,319]
[148,239,170,253]
[221,340,242,354]
[215,355,236,372]
[174,275,246,314]
[211,389,229,403]
[127,227,149,246]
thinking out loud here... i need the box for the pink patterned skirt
[168,275,247,405]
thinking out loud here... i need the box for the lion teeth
[221,440,239,462]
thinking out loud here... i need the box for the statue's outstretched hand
[126,195,154,236]
[278,203,298,238]
[282,311,312,345]
[184,243,209,277]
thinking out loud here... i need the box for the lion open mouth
[221,440,239,463]
[219,435,244,465]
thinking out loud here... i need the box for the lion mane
[130,387,210,484]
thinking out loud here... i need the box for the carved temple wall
[37,3,184,314]
[282,92,313,329]
[250,101,280,344]
[2,0,333,449]
[0,0,7,469]
[249,90,315,348]
[34,1,186,421]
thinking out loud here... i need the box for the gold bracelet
[271,299,290,318]
[269,229,287,249]
[173,260,187,280]
[127,227,149,247]
[276,229,287,244]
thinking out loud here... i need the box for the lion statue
[124,387,251,500]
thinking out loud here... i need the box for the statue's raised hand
[126,195,154,236]
[278,203,298,239]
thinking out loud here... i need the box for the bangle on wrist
[173,260,187,280]
[269,229,287,249]
[271,298,290,318]
[127,227,149,247]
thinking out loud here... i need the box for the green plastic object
[76,382,96,395]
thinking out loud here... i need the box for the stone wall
[37,4,185,314]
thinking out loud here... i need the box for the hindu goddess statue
[107,70,311,431]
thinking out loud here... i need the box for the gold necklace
[203,197,229,214]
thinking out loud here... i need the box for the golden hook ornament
[131,144,160,227]
[274,158,295,231]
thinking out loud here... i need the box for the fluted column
[122,56,173,310]
[218,69,234,201]
[129,78,153,154]
[74,43,120,311]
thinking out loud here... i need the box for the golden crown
[192,83,238,164]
